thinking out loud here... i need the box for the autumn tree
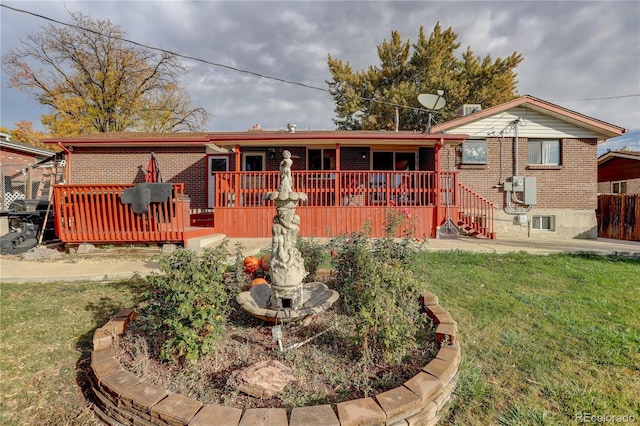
[327,23,523,131]
[2,12,210,136]
[1,121,51,150]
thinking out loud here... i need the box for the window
[308,149,336,170]
[461,141,487,164]
[531,215,556,231]
[528,139,560,165]
[372,152,415,170]
[611,181,627,194]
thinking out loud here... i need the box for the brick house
[43,95,626,242]
[597,150,640,194]
[1,133,57,210]
[432,95,626,239]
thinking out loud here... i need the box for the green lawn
[0,279,147,425]
[412,252,640,425]
[1,252,638,425]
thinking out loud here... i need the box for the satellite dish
[418,92,446,133]
[418,93,446,110]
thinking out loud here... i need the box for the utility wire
[3,4,638,114]
[1,3,427,113]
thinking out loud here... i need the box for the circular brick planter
[88,289,460,426]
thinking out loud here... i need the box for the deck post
[235,144,241,207]
[335,143,341,207]
[434,139,443,230]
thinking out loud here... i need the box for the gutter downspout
[57,142,72,184]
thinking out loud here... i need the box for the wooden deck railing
[457,183,497,239]
[214,170,441,208]
[53,184,188,244]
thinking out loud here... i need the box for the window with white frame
[531,215,556,231]
[461,141,488,164]
[528,139,560,165]
[611,181,627,194]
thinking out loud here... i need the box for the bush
[141,242,234,365]
[296,237,328,281]
[331,231,426,366]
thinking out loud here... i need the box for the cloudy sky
[1,1,639,154]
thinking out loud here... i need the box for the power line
[2,3,427,113]
[3,3,638,116]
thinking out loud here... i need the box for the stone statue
[279,150,293,193]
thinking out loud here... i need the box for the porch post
[434,139,443,229]
[335,143,341,207]
[235,144,241,206]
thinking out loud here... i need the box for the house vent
[456,104,482,117]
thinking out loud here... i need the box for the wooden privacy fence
[53,184,189,244]
[597,194,640,241]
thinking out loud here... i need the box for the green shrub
[296,237,328,281]
[331,231,426,366]
[141,242,233,365]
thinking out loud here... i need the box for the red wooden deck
[51,171,495,245]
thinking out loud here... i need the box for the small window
[461,141,487,164]
[611,181,627,194]
[531,215,556,231]
[528,139,560,165]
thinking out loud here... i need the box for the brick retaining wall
[88,290,460,425]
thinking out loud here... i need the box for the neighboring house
[597,150,640,194]
[0,133,57,210]
[43,95,626,241]
[431,95,626,239]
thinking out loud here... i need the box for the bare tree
[2,12,211,135]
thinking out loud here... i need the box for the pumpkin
[243,256,259,273]
[251,277,268,287]
[259,254,270,271]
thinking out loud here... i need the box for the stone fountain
[236,151,339,324]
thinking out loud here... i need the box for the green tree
[2,12,211,136]
[327,23,524,131]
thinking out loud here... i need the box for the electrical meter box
[523,177,536,204]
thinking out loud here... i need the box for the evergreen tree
[327,23,524,130]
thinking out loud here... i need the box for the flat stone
[189,404,242,426]
[151,393,202,425]
[91,356,123,380]
[227,360,293,398]
[337,397,386,426]
[99,370,142,398]
[290,404,339,426]
[436,345,461,364]
[423,358,457,384]
[420,290,438,305]
[239,408,288,425]
[405,401,438,426]
[121,381,169,412]
[404,372,442,403]
[91,347,116,363]
[375,386,422,424]
[435,323,457,344]
[93,328,114,351]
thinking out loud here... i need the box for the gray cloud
[1,1,638,152]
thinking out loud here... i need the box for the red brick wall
[71,146,207,209]
[443,137,598,209]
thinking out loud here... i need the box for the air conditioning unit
[456,104,482,117]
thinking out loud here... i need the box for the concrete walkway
[1,237,638,284]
